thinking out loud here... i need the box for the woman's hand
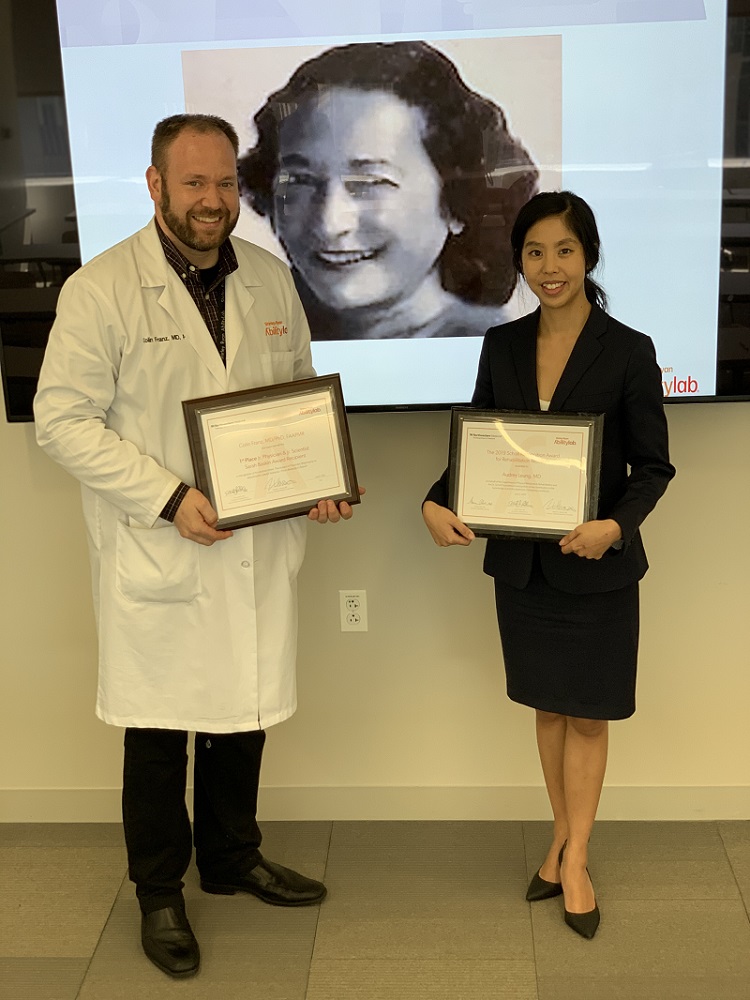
[559,519,622,560]
[422,500,475,547]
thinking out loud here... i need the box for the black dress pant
[122,727,266,913]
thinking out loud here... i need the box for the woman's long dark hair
[510,191,608,310]
[239,41,538,308]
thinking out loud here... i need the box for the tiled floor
[1,820,749,999]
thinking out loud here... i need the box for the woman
[238,41,538,340]
[423,192,675,938]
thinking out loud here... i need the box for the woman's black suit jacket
[425,305,676,594]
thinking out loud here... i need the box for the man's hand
[308,487,366,524]
[559,519,622,560]
[422,500,475,547]
[173,487,233,546]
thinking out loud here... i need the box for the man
[34,114,358,979]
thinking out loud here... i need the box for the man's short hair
[151,114,240,174]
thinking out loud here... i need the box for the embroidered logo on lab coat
[265,321,287,338]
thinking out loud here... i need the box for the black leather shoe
[525,869,563,902]
[201,856,327,906]
[141,906,200,978]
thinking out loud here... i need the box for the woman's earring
[448,218,465,236]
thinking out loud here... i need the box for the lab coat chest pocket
[256,350,294,385]
[116,522,201,603]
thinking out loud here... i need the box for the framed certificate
[182,374,360,530]
[448,408,604,540]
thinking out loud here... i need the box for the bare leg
[560,716,608,913]
[535,710,569,882]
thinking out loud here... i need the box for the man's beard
[160,185,238,252]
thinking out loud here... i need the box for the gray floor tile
[330,820,524,849]
[523,820,739,899]
[314,847,533,961]
[79,956,311,999]
[324,846,529,899]
[586,820,726,850]
[259,820,333,855]
[3,819,749,998]
[593,857,740,900]
[537,973,750,1000]
[719,820,750,849]
[185,883,323,955]
[314,907,534,962]
[531,898,750,984]
[0,847,126,958]
[524,820,726,856]
[78,867,320,998]
[720,821,750,900]
[725,861,750,914]
[0,958,88,1000]
[306,960,539,999]
[0,823,124,849]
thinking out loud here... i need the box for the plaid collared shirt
[156,220,239,364]
[155,221,239,521]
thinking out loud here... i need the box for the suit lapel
[550,306,607,410]
[509,309,542,410]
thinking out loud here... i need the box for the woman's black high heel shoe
[525,841,566,902]
[560,844,600,939]
[525,870,563,902]
[564,902,600,939]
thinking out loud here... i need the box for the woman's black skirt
[493,548,639,720]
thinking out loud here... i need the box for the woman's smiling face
[273,87,455,314]
[520,213,589,312]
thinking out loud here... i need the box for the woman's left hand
[559,519,622,559]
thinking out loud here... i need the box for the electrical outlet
[339,590,368,632]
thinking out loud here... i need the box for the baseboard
[258,786,750,822]
[1,786,748,823]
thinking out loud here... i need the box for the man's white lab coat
[35,221,315,732]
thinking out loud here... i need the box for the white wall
[1,403,749,821]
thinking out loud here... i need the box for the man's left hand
[559,519,622,560]
[308,487,366,524]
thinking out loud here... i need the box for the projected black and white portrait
[237,41,537,341]
[183,36,561,344]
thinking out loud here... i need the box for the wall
[0,402,749,821]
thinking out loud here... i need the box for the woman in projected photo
[238,41,538,340]
[423,192,675,938]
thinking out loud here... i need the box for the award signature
[268,475,295,492]
[544,498,576,514]
[507,498,533,510]
[469,497,493,509]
